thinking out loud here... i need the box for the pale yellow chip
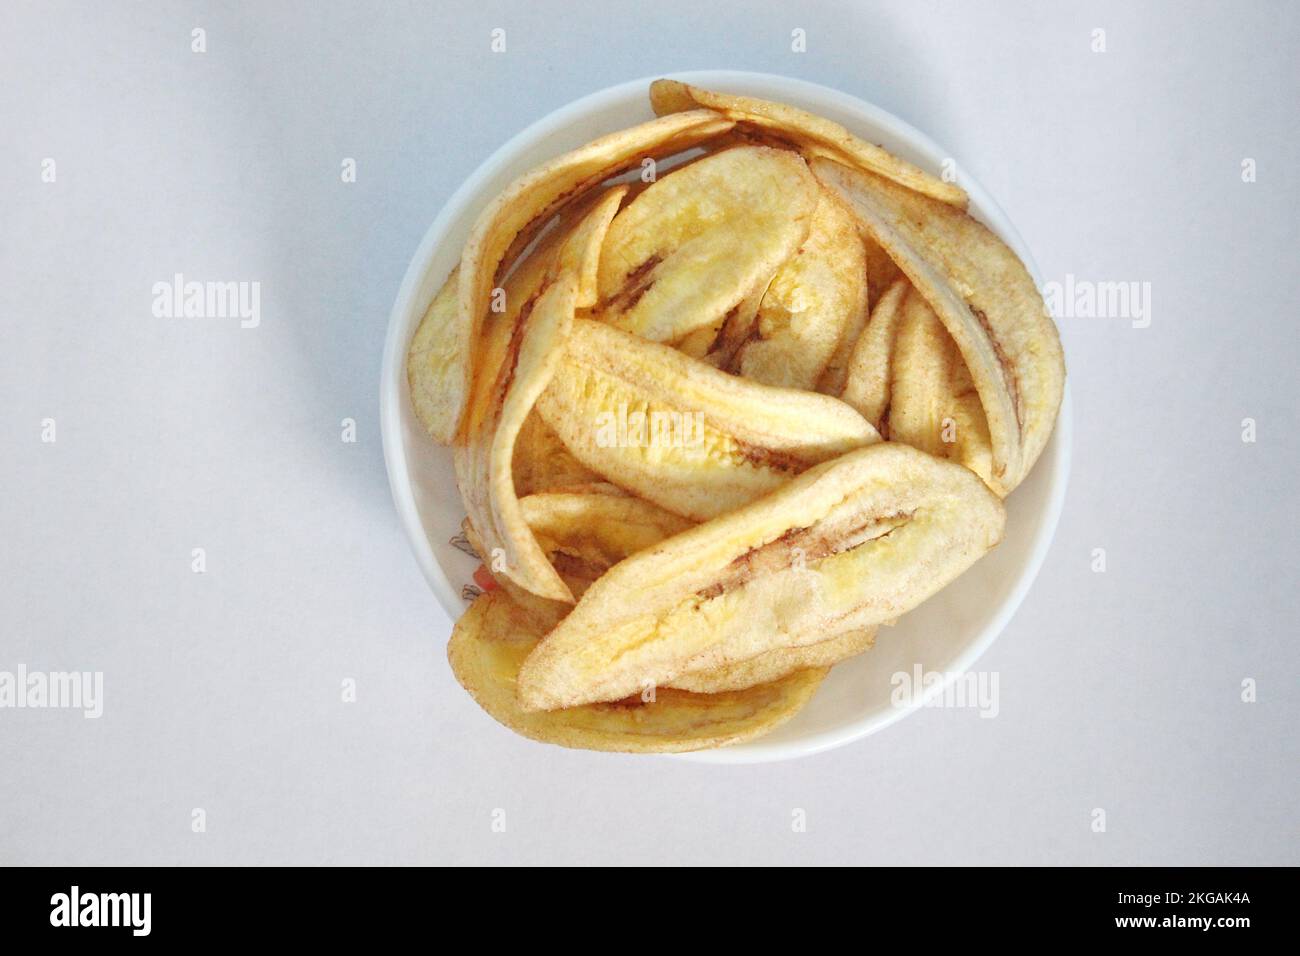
[449,591,826,753]
[888,287,996,492]
[670,627,876,694]
[649,78,968,207]
[840,276,910,431]
[406,266,461,443]
[862,235,903,310]
[673,282,769,367]
[418,110,735,444]
[594,145,818,345]
[521,490,694,573]
[517,443,1005,711]
[464,488,694,628]
[536,319,879,520]
[812,157,1064,495]
[512,410,602,497]
[701,187,869,391]
[454,189,627,602]
[461,517,570,630]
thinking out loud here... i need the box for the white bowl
[380,70,1071,764]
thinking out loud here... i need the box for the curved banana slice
[449,591,826,753]
[810,229,901,402]
[464,487,692,628]
[888,287,996,492]
[706,188,869,391]
[670,627,876,694]
[477,487,868,695]
[456,277,579,601]
[862,234,903,311]
[407,265,460,442]
[407,110,734,444]
[594,145,819,344]
[522,490,694,572]
[811,157,1064,495]
[649,78,968,207]
[841,276,910,432]
[525,491,875,694]
[454,189,627,603]
[675,282,768,367]
[536,319,880,520]
[512,411,602,497]
[517,443,1005,711]
[461,517,568,631]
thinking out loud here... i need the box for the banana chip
[466,486,693,623]
[670,627,876,694]
[841,276,910,432]
[406,265,461,442]
[466,492,864,696]
[705,188,869,391]
[512,411,602,496]
[648,79,967,207]
[477,488,861,696]
[461,517,569,630]
[521,490,693,597]
[812,157,1064,495]
[455,189,627,602]
[862,235,903,311]
[536,319,879,520]
[410,110,736,444]
[888,287,996,491]
[594,145,819,345]
[674,283,768,366]
[517,443,1005,711]
[449,591,826,753]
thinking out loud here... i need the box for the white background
[2,1,1296,865]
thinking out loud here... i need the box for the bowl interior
[380,70,1070,764]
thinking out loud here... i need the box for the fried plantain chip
[812,157,1064,495]
[454,189,627,602]
[449,591,826,753]
[809,199,900,399]
[466,488,695,624]
[522,490,693,567]
[704,187,869,391]
[410,111,737,444]
[518,490,864,694]
[673,282,769,367]
[406,265,461,443]
[536,319,880,520]
[475,489,856,694]
[517,442,1004,711]
[512,410,603,496]
[461,517,570,630]
[888,286,996,491]
[648,79,967,207]
[862,235,903,310]
[594,145,818,345]
[840,276,910,432]
[670,627,876,694]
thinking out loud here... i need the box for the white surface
[380,70,1072,762]
[2,1,1296,864]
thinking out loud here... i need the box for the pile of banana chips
[407,80,1065,752]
